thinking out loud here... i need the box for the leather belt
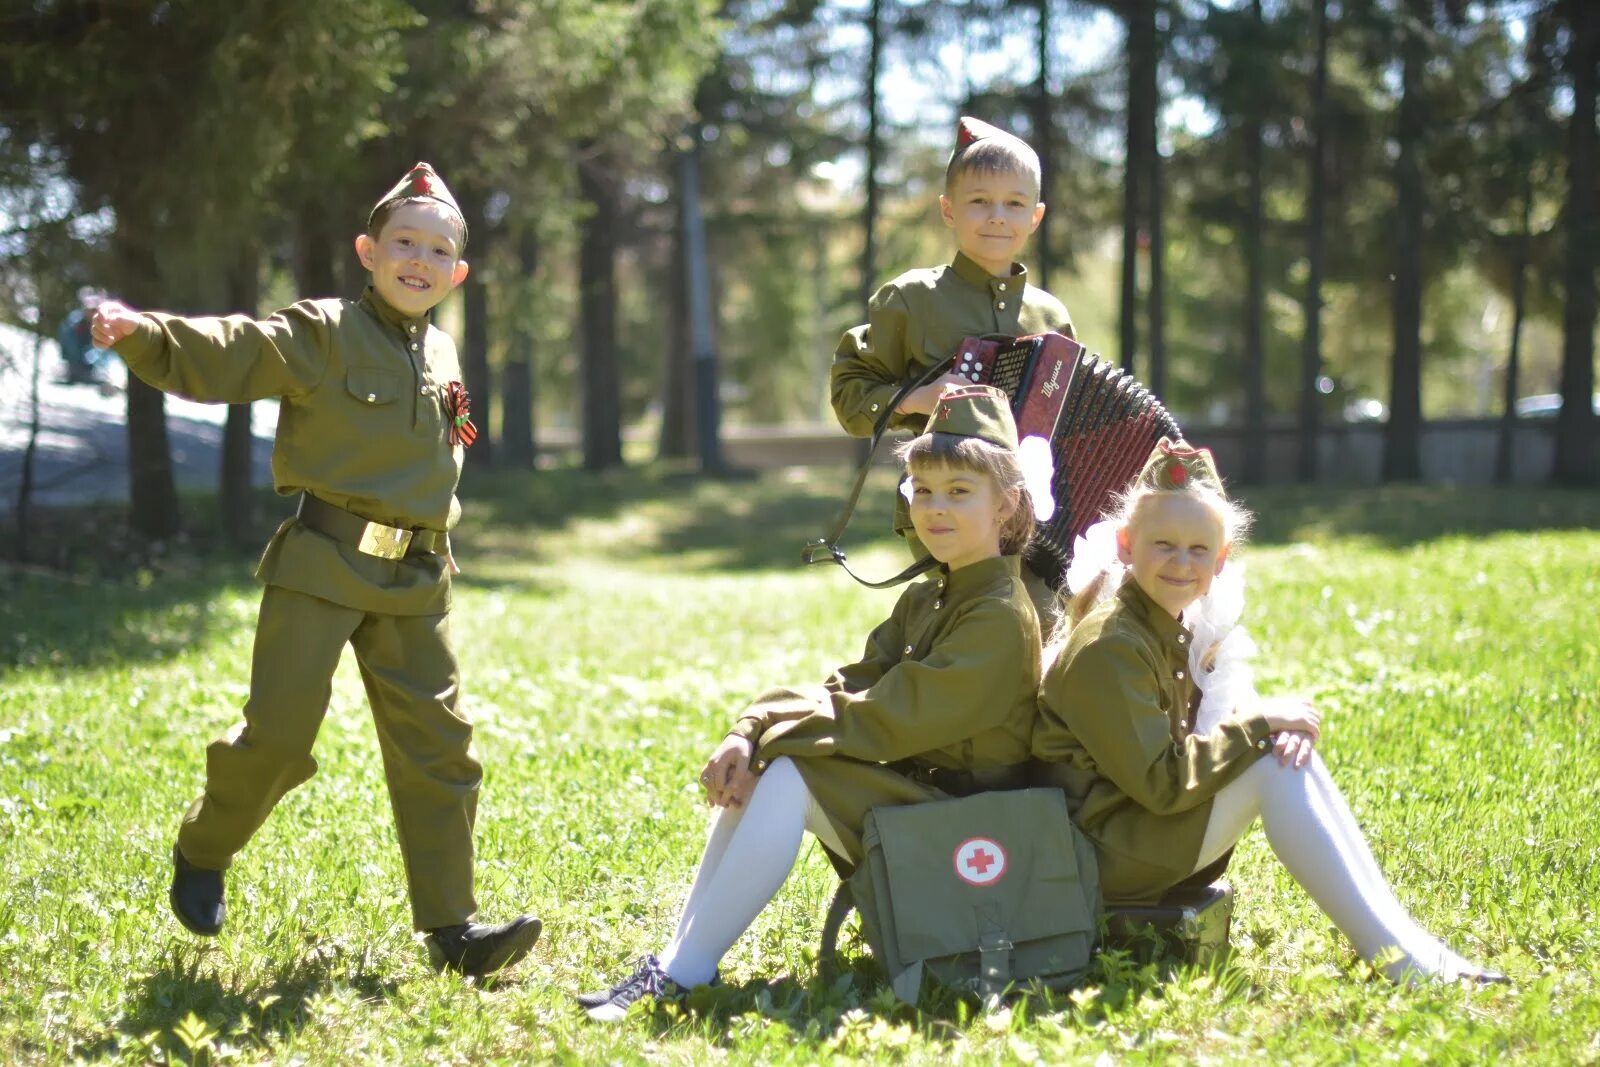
[295,493,445,560]
[900,760,1033,798]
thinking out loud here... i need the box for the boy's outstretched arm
[94,299,328,404]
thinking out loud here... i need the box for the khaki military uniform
[1031,577,1275,903]
[113,287,478,930]
[727,555,1040,865]
[829,253,1073,613]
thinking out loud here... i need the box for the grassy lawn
[1,468,1597,1064]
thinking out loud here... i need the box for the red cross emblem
[953,836,1007,887]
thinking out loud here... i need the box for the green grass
[1,468,1597,1064]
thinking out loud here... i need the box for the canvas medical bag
[847,787,1101,1004]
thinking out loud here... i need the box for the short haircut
[895,431,1035,557]
[368,197,468,254]
[945,134,1042,198]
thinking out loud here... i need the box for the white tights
[1195,751,1481,982]
[658,756,824,987]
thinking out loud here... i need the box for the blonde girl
[577,385,1056,1020]
[1033,439,1504,986]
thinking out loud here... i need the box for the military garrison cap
[1136,437,1225,495]
[924,384,1020,452]
[368,162,467,248]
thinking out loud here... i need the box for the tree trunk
[1382,1,1426,483]
[295,197,339,297]
[1495,178,1533,485]
[119,231,179,541]
[1554,0,1598,485]
[502,226,538,469]
[1241,0,1267,483]
[659,141,695,460]
[1146,31,1166,402]
[1297,0,1330,482]
[460,190,493,469]
[221,247,259,548]
[578,152,624,471]
[1033,0,1053,289]
[13,328,45,563]
[678,130,726,474]
[1120,3,1154,375]
[861,0,884,310]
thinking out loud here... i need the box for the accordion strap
[802,358,953,589]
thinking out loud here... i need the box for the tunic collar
[359,285,432,336]
[951,251,1027,293]
[1116,574,1192,653]
[936,554,1020,603]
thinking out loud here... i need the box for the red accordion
[951,332,1182,588]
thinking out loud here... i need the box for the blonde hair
[895,432,1035,556]
[1049,478,1253,651]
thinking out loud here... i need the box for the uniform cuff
[725,717,763,746]
[1241,712,1275,752]
[112,316,161,368]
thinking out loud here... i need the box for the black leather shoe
[169,844,225,936]
[426,916,542,977]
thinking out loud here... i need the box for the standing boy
[830,117,1075,611]
[92,163,540,978]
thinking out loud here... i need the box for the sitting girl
[1032,439,1505,986]
[580,385,1054,1020]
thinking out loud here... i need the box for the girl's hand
[700,735,756,808]
[90,301,142,348]
[895,373,973,417]
[1260,696,1321,744]
[1273,729,1316,770]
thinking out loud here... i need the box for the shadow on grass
[79,941,398,1062]
[1239,483,1600,548]
[460,463,905,574]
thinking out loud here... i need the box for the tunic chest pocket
[346,367,406,407]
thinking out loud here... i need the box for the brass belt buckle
[357,521,413,560]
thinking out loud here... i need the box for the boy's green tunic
[1032,578,1275,902]
[726,555,1041,864]
[830,252,1074,438]
[112,287,479,929]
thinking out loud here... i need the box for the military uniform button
[419,385,429,395]
[1179,718,1189,730]
[1177,634,1188,645]
[934,600,942,610]
[870,402,881,412]
[366,393,377,403]
[997,282,1008,292]
[903,645,914,655]
[1175,670,1186,681]
[1256,739,1269,750]
[410,342,420,352]
[408,324,418,333]
[996,301,1007,310]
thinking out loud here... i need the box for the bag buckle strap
[976,902,1013,1006]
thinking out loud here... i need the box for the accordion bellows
[951,333,1181,589]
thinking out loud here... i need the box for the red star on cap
[1169,460,1188,485]
[414,171,433,194]
[937,403,953,421]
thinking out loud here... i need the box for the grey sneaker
[581,954,683,1022]
[576,959,719,1009]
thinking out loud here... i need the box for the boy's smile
[355,201,470,317]
[940,167,1045,277]
[1116,492,1231,619]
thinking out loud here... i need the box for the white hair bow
[1018,435,1056,522]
